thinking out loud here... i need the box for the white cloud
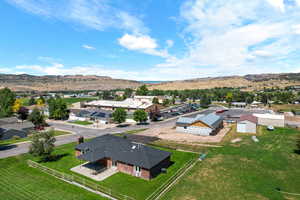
[293,24,300,34]
[118,34,172,58]
[16,65,44,71]
[118,34,157,50]
[0,67,12,73]
[266,0,285,12]
[166,40,174,48]
[153,0,300,79]
[7,0,147,35]
[82,44,96,50]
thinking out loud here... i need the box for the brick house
[75,135,171,180]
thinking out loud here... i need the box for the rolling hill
[0,74,142,91]
[149,73,300,91]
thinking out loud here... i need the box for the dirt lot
[137,124,230,143]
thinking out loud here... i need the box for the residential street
[0,109,215,159]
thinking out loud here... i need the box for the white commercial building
[253,113,285,127]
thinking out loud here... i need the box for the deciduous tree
[0,88,16,118]
[29,130,56,161]
[133,109,148,123]
[112,108,127,124]
[17,106,29,121]
[28,108,46,129]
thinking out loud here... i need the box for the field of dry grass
[150,77,300,91]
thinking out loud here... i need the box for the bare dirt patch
[137,124,230,143]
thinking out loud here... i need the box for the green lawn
[162,127,300,200]
[0,130,71,146]
[69,120,93,125]
[0,155,107,200]
[62,97,98,105]
[33,142,197,200]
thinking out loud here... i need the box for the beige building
[253,113,285,127]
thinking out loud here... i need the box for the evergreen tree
[200,94,211,108]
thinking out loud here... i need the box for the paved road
[0,109,216,159]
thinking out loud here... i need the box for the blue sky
[0,0,300,80]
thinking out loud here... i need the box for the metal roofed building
[176,113,224,136]
[237,115,258,133]
[83,98,155,112]
[75,135,171,180]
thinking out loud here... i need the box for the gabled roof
[177,113,223,129]
[76,135,171,169]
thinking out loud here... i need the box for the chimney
[78,136,84,144]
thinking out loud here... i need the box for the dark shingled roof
[76,135,171,169]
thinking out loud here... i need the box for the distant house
[69,109,113,124]
[237,115,257,133]
[69,109,92,121]
[0,117,34,140]
[115,91,125,97]
[253,113,285,127]
[89,110,113,124]
[75,135,171,180]
[176,113,223,136]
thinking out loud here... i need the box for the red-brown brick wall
[117,161,134,175]
[117,161,151,180]
[141,168,151,180]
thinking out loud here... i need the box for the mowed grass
[34,142,197,200]
[0,130,71,146]
[62,97,97,105]
[0,155,107,200]
[162,127,300,200]
[69,120,93,125]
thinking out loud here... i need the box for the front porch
[71,162,118,181]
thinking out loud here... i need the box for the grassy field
[62,97,97,105]
[32,142,197,200]
[271,104,300,112]
[0,130,71,146]
[69,120,93,125]
[0,155,107,200]
[162,127,300,200]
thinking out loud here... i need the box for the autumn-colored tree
[12,99,22,113]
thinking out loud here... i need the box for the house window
[134,166,141,177]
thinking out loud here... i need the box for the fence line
[145,158,198,200]
[27,160,135,200]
